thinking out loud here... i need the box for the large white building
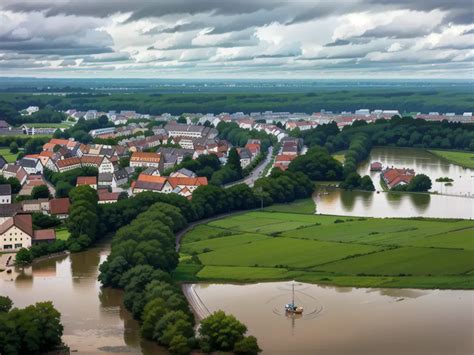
[0,215,33,251]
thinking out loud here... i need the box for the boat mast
[292,281,295,305]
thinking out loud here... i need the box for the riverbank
[175,204,474,290]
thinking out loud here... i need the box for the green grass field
[263,198,315,214]
[429,150,474,169]
[26,123,71,128]
[177,200,474,289]
[0,148,18,163]
[55,227,70,241]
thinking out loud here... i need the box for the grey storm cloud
[324,39,351,47]
[3,0,285,20]
[3,0,472,25]
[0,0,472,77]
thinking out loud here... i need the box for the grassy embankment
[0,148,18,162]
[429,150,474,169]
[174,198,474,289]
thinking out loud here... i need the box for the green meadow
[429,150,474,169]
[0,147,18,162]
[175,200,474,289]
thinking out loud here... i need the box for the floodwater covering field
[185,282,474,355]
[357,147,474,196]
[175,210,474,289]
[316,147,474,219]
[0,244,167,355]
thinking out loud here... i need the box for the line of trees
[217,121,274,152]
[54,115,113,143]
[95,167,316,354]
[67,186,99,252]
[2,90,473,118]
[298,117,474,153]
[98,195,263,354]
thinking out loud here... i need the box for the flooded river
[314,186,474,219]
[357,147,473,196]
[315,147,474,219]
[185,282,474,355]
[0,243,167,354]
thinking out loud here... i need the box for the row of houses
[273,137,304,171]
[131,170,208,199]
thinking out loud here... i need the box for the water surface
[0,244,167,354]
[186,282,474,355]
[357,147,473,196]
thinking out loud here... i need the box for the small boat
[284,281,304,314]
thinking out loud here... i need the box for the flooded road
[0,243,167,354]
[186,282,474,355]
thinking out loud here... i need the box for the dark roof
[0,155,7,168]
[0,203,21,217]
[0,120,10,129]
[114,168,129,180]
[98,173,113,183]
[0,184,11,195]
[33,229,56,241]
[18,158,39,168]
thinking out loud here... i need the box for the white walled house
[0,215,33,251]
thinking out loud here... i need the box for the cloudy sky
[0,0,473,78]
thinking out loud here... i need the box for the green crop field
[0,148,18,162]
[429,150,474,169]
[177,200,474,289]
[263,198,316,214]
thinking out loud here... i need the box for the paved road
[224,146,274,188]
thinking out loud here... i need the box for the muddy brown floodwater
[185,282,474,355]
[0,242,168,355]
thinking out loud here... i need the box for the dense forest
[296,117,474,152]
[0,89,473,120]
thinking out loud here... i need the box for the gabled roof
[0,214,33,237]
[81,156,104,165]
[0,203,21,217]
[77,176,97,185]
[133,174,167,191]
[167,177,208,189]
[49,198,70,215]
[56,157,81,168]
[130,152,161,163]
[98,191,120,201]
[18,157,40,168]
[33,229,56,241]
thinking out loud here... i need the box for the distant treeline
[0,89,473,119]
[295,116,474,153]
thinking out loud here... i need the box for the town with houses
[0,105,471,254]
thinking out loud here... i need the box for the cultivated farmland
[176,202,474,289]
